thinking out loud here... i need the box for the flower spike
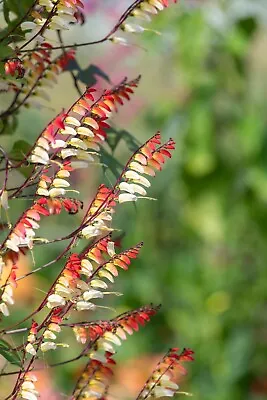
[20,0,85,44]
[29,77,140,172]
[111,0,178,43]
[136,347,194,399]
[72,305,159,400]
[116,132,175,203]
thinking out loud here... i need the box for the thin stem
[18,1,60,51]
[17,0,144,54]
[3,327,28,335]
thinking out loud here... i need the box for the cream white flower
[122,23,145,33]
[129,161,145,173]
[21,21,37,31]
[60,126,77,136]
[60,148,78,159]
[49,188,66,197]
[43,330,57,340]
[107,241,115,257]
[98,339,115,353]
[41,341,57,352]
[90,279,108,289]
[0,302,9,316]
[2,285,14,305]
[118,193,137,203]
[76,126,94,137]
[52,178,70,188]
[76,301,96,311]
[153,386,176,397]
[48,323,61,333]
[83,289,104,301]
[47,294,66,308]
[5,239,19,252]
[110,36,128,45]
[32,146,49,162]
[37,137,49,151]
[68,138,88,150]
[149,0,164,11]
[25,343,36,356]
[103,331,122,346]
[124,170,151,187]
[88,351,107,363]
[83,117,99,129]
[51,140,66,149]
[0,190,9,210]
[20,373,39,400]
[57,169,70,178]
[65,116,81,126]
[80,259,93,276]
[37,188,49,197]
[30,154,48,165]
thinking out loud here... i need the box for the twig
[17,0,144,54]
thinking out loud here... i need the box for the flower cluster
[3,46,75,109]
[46,236,142,315]
[111,0,177,43]
[72,320,113,344]
[72,358,113,400]
[25,309,68,356]
[58,77,140,165]
[4,58,25,79]
[3,198,51,253]
[72,305,159,399]
[0,256,17,317]
[0,2,195,399]
[48,197,83,215]
[21,0,85,43]
[137,348,194,399]
[23,47,76,107]
[0,195,84,316]
[0,78,140,316]
[18,372,39,400]
[37,161,74,198]
[116,132,175,203]
[80,185,116,239]
[29,112,66,165]
[29,77,140,200]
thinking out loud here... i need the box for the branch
[17,0,144,54]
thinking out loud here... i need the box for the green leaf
[2,0,33,18]
[0,339,21,366]
[18,165,35,178]
[0,115,18,136]
[106,128,140,153]
[105,129,122,153]
[0,0,33,44]
[0,43,14,60]
[3,0,11,24]
[9,140,32,161]
[100,148,124,179]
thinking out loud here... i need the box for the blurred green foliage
[2,1,267,399]
[114,2,267,400]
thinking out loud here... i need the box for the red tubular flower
[4,58,25,79]
[62,198,83,214]
[30,320,38,335]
